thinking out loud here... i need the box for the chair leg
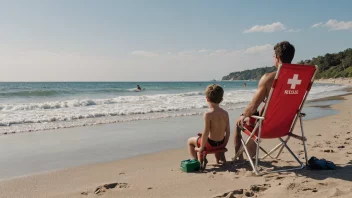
[261,142,284,159]
[259,147,275,159]
[241,138,259,175]
[255,121,263,171]
[278,138,303,167]
[255,140,260,171]
[233,145,245,160]
[275,136,290,159]
[200,153,208,171]
[300,117,309,165]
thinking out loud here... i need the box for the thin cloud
[131,50,159,58]
[311,19,352,30]
[244,22,285,33]
[286,29,300,33]
[245,44,272,54]
[311,22,324,28]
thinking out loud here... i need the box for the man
[234,41,295,160]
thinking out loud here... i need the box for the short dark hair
[205,84,224,104]
[274,41,295,63]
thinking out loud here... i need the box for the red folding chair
[234,63,318,175]
[196,133,228,171]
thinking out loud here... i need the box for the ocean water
[0,81,348,134]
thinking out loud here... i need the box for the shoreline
[0,86,352,197]
[0,83,350,137]
[315,78,352,86]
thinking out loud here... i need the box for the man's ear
[277,56,282,64]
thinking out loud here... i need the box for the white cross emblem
[287,74,302,89]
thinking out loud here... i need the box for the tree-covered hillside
[222,48,352,80]
[297,48,352,79]
[222,67,276,80]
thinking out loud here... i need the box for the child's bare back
[205,107,229,142]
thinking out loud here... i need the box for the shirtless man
[187,84,230,164]
[234,41,296,159]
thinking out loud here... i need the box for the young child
[187,84,230,165]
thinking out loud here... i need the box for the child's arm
[195,112,210,153]
[224,112,230,146]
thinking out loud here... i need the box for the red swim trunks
[196,136,225,152]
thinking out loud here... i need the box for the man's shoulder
[260,72,276,83]
[262,71,276,78]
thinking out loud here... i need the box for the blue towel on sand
[308,156,336,170]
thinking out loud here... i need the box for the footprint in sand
[94,183,130,195]
[323,149,335,153]
[250,184,271,193]
[286,183,297,190]
[263,173,283,182]
[312,143,322,148]
[81,182,130,196]
[302,187,318,192]
[214,189,244,198]
[214,184,270,198]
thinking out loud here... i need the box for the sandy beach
[0,85,351,198]
[316,78,352,86]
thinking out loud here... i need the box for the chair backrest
[260,63,318,138]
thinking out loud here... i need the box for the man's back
[261,72,276,101]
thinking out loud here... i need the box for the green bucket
[180,159,200,172]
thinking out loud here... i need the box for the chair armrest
[250,115,265,120]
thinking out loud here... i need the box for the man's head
[273,41,295,67]
[205,84,224,104]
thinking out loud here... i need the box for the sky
[0,0,351,81]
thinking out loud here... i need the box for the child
[187,84,230,166]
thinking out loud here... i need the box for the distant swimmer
[243,83,247,87]
[137,85,142,90]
